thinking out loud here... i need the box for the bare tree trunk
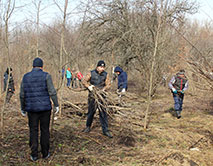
[59,0,68,117]
[144,1,162,129]
[53,0,68,119]
[1,0,15,137]
[35,0,41,57]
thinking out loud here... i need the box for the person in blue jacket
[114,66,128,93]
[20,57,59,161]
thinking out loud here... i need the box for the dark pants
[173,93,184,111]
[6,91,14,103]
[28,110,51,158]
[72,78,78,88]
[78,79,82,88]
[86,93,108,133]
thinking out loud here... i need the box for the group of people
[7,56,187,162]
[18,58,128,162]
[64,67,83,88]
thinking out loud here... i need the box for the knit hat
[178,69,185,75]
[33,57,43,67]
[97,60,105,67]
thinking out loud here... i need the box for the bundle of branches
[58,87,146,128]
[90,88,126,117]
[90,88,146,128]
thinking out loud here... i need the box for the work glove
[101,88,106,93]
[121,88,126,93]
[21,110,26,117]
[55,106,59,114]
[172,88,177,94]
[88,85,94,92]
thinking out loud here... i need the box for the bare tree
[1,0,15,137]
[144,1,161,129]
[79,0,197,128]
[177,21,213,93]
[53,0,69,117]
[32,0,42,57]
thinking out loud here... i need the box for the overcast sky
[2,0,213,28]
[190,0,213,22]
[9,0,82,27]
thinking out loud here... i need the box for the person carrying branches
[168,69,188,119]
[82,60,112,138]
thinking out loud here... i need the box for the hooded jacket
[114,66,128,90]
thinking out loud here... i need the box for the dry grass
[0,87,213,165]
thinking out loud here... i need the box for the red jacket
[77,72,83,80]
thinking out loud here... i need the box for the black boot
[30,155,38,162]
[103,131,113,138]
[82,126,91,133]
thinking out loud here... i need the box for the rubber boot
[176,111,181,119]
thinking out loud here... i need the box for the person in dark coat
[3,68,15,103]
[3,68,9,92]
[19,57,59,161]
[114,66,128,93]
[168,69,188,119]
[82,60,112,138]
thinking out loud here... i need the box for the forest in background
[0,0,212,92]
[1,0,213,165]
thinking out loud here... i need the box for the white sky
[1,0,213,28]
[6,0,82,27]
[190,0,213,22]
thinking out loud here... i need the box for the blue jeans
[67,78,71,87]
[173,93,184,111]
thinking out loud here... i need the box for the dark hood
[114,66,123,73]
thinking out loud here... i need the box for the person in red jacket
[77,71,83,88]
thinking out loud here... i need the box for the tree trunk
[1,0,14,137]
[144,1,162,129]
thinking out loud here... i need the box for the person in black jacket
[82,60,112,138]
[19,57,59,161]
[3,68,15,103]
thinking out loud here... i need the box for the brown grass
[0,87,213,165]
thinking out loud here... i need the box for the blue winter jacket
[114,66,128,90]
[22,68,52,112]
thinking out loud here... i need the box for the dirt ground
[0,86,213,166]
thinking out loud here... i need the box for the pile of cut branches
[60,88,146,128]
